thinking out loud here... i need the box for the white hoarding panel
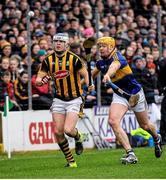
[2,109,94,152]
[93,104,160,143]
[2,104,160,152]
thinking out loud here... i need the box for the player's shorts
[50,97,83,114]
[112,88,148,112]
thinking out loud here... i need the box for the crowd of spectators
[0,0,166,111]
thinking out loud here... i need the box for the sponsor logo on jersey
[54,70,70,79]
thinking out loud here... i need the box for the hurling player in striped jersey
[36,33,92,168]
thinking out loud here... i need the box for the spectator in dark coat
[132,55,157,104]
[157,57,166,144]
[14,71,29,110]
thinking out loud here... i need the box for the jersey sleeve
[75,57,85,71]
[113,51,127,68]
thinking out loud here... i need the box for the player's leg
[64,97,85,155]
[109,102,138,164]
[51,98,77,167]
[135,110,162,158]
[52,112,77,167]
[132,89,162,158]
[65,112,85,155]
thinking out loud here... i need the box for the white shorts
[50,97,83,114]
[112,88,148,112]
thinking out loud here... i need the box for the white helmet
[53,33,69,43]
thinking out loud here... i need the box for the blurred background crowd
[0,0,166,112]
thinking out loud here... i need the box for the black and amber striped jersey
[14,78,28,101]
[38,50,85,100]
[96,51,141,95]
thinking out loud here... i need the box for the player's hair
[97,37,115,50]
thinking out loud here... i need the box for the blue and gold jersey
[96,51,141,94]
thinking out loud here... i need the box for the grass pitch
[0,146,165,179]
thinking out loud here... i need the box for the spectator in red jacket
[31,64,53,110]
[31,49,53,110]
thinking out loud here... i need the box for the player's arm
[78,66,89,87]
[103,61,121,83]
[80,67,100,85]
[77,57,96,92]
[91,67,100,80]
[80,67,100,92]
[79,66,96,92]
[80,66,100,92]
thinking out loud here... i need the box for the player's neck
[55,51,66,57]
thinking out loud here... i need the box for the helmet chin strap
[107,47,116,58]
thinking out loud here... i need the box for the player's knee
[140,123,149,131]
[64,127,73,136]
[108,116,118,129]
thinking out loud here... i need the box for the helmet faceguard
[53,33,69,54]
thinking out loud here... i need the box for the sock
[126,149,134,155]
[154,135,159,143]
[58,138,75,163]
[74,128,80,141]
